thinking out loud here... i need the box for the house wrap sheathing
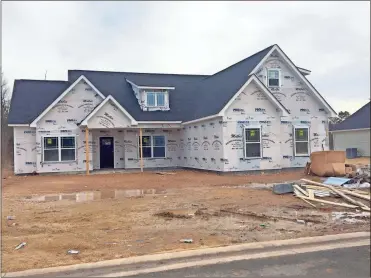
[9,45,336,174]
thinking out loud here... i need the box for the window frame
[42,135,77,163]
[146,92,166,107]
[267,68,281,87]
[138,134,166,159]
[243,126,262,159]
[293,126,310,157]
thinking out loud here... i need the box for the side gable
[80,95,137,127]
[30,75,106,127]
[251,44,337,117]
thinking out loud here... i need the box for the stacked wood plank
[292,179,370,211]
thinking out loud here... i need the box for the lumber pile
[291,179,370,211]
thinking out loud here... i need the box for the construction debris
[272,183,294,194]
[287,179,371,211]
[296,151,371,210]
[156,172,176,175]
[307,151,370,180]
[309,151,347,177]
[154,210,194,219]
[301,179,370,211]
[7,216,16,220]
[15,242,26,250]
[179,239,193,243]
[323,177,351,186]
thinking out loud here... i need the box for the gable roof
[175,45,275,121]
[249,44,337,117]
[29,75,106,127]
[218,74,290,117]
[8,80,69,125]
[8,44,333,125]
[67,46,273,123]
[67,70,208,122]
[80,95,137,126]
[330,102,370,131]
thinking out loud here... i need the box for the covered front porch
[79,95,181,174]
[85,127,181,173]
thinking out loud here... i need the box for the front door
[100,137,114,169]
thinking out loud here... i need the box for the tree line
[2,73,13,168]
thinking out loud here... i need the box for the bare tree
[1,73,13,168]
[329,111,350,124]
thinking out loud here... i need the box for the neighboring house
[8,44,337,174]
[329,102,370,157]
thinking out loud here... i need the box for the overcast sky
[3,1,370,113]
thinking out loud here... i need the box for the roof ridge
[15,79,67,83]
[204,44,275,80]
[68,69,209,77]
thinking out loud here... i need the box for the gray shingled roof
[330,102,370,131]
[67,71,209,122]
[8,80,69,124]
[8,44,319,124]
[66,45,274,122]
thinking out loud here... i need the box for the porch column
[139,128,143,172]
[85,126,90,175]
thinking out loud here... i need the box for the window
[146,92,166,107]
[267,69,280,87]
[244,127,261,158]
[43,136,76,162]
[294,127,309,156]
[156,93,165,106]
[138,135,166,158]
[147,93,156,107]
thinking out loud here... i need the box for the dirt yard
[2,169,370,272]
[346,157,370,165]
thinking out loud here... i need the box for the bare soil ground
[2,169,370,272]
[346,157,370,165]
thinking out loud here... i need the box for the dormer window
[147,92,165,107]
[267,69,280,87]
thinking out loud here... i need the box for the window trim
[267,68,281,88]
[42,135,77,163]
[138,134,166,159]
[243,125,262,159]
[293,125,310,157]
[146,91,166,107]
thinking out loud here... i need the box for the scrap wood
[292,184,309,197]
[301,179,370,211]
[293,188,317,208]
[303,184,332,191]
[350,189,371,195]
[307,189,314,199]
[339,189,370,201]
[297,196,317,208]
[293,188,303,197]
[299,197,317,208]
[300,196,359,209]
